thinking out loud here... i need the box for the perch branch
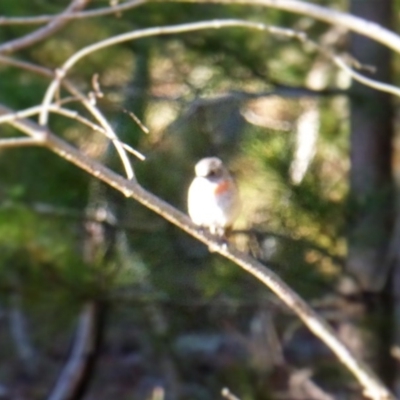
[0,102,393,400]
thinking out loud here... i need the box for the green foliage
[0,0,380,398]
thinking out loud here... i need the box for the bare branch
[0,101,76,124]
[48,302,102,400]
[123,109,150,134]
[222,388,242,400]
[0,103,393,400]
[0,55,56,78]
[90,74,104,99]
[38,20,301,126]
[0,137,43,148]
[39,19,400,131]
[171,0,400,54]
[58,84,138,179]
[0,102,145,161]
[289,369,336,400]
[0,0,91,54]
[0,0,146,26]
[0,55,137,179]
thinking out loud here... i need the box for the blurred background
[0,0,399,399]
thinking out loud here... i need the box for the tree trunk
[347,0,394,388]
[348,0,394,292]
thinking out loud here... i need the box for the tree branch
[0,103,145,160]
[171,0,400,54]
[0,0,145,26]
[47,302,103,400]
[0,102,393,400]
[0,137,43,148]
[38,19,400,130]
[0,55,136,179]
[0,0,91,54]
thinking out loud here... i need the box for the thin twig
[39,19,400,132]
[0,103,145,161]
[0,103,394,400]
[0,137,43,148]
[38,20,300,126]
[0,55,57,77]
[91,74,104,98]
[221,388,242,400]
[0,0,146,26]
[0,0,90,54]
[47,302,101,400]
[123,109,150,134]
[0,100,77,124]
[170,0,400,54]
[332,55,400,97]
[0,55,137,179]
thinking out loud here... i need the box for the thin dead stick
[332,56,400,96]
[123,109,150,134]
[53,107,145,160]
[0,103,145,160]
[0,103,394,400]
[48,302,100,400]
[0,55,136,179]
[62,84,137,178]
[0,137,43,149]
[38,20,301,126]
[221,388,242,400]
[0,0,90,54]
[0,0,146,26]
[39,19,400,129]
[90,73,104,99]
[298,41,400,97]
[0,101,78,124]
[0,55,58,77]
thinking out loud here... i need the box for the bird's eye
[207,170,217,177]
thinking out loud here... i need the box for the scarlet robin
[187,157,241,237]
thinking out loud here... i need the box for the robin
[187,157,241,237]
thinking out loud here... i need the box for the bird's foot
[208,227,229,252]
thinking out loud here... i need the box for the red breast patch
[214,180,231,195]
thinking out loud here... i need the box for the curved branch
[0,55,135,179]
[38,20,297,125]
[0,137,43,148]
[38,19,400,129]
[0,0,91,54]
[48,302,104,400]
[173,0,400,54]
[0,103,145,160]
[0,103,394,400]
[0,0,145,26]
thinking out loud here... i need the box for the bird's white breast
[187,176,240,229]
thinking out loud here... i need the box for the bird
[187,157,241,237]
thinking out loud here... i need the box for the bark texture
[347,0,395,390]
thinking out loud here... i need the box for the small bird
[187,157,241,237]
